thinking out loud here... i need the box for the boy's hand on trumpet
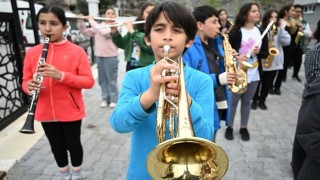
[149,59,179,101]
[140,59,180,110]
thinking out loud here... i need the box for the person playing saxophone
[252,10,291,110]
[225,3,269,141]
[291,4,313,82]
[183,5,247,142]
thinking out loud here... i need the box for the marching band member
[110,2,214,179]
[111,2,155,71]
[183,5,243,142]
[225,2,269,141]
[22,6,94,180]
[78,8,119,108]
[252,10,291,110]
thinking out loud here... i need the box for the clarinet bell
[19,114,35,134]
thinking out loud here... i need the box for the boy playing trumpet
[109,2,215,179]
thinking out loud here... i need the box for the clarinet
[20,36,50,134]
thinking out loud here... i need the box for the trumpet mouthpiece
[163,45,170,53]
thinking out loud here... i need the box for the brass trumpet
[147,45,229,180]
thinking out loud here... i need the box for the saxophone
[263,24,279,68]
[221,34,253,94]
[295,17,304,46]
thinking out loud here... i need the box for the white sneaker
[109,102,117,108]
[100,101,107,108]
[60,174,71,180]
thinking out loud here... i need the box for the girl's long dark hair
[135,2,155,32]
[261,9,278,33]
[279,4,292,19]
[37,6,66,25]
[232,2,259,30]
[218,9,232,31]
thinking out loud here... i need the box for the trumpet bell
[147,137,229,180]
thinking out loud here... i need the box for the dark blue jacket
[183,35,231,131]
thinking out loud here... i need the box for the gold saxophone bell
[263,24,279,68]
[147,45,229,179]
[294,17,304,46]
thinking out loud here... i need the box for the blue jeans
[96,56,119,103]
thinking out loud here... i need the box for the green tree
[77,0,88,15]
[206,0,220,8]
[259,0,294,11]
[98,0,112,15]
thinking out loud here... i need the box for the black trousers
[292,47,304,77]
[253,71,276,103]
[279,45,293,82]
[42,121,83,168]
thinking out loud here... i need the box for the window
[304,4,316,14]
[26,14,33,29]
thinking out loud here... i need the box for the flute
[20,36,51,134]
[66,15,116,22]
[246,20,274,58]
[96,20,146,29]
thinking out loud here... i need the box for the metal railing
[0,0,28,131]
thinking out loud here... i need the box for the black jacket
[291,77,320,180]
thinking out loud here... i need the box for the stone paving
[19,55,305,180]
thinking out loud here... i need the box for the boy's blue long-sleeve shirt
[109,64,214,180]
[183,35,231,130]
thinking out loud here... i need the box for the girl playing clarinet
[22,6,94,180]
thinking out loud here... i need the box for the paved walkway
[19,56,305,180]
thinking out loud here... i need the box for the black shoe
[225,127,234,140]
[292,75,302,82]
[282,77,286,82]
[274,89,281,95]
[269,89,276,95]
[239,128,250,141]
[251,101,258,110]
[258,102,267,110]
